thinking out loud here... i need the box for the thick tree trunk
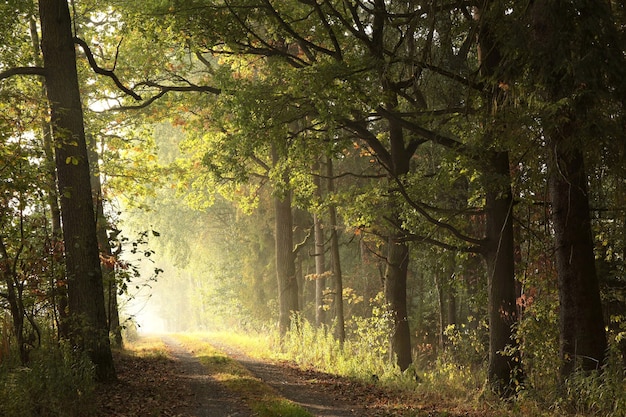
[384,231,412,371]
[38,0,115,381]
[549,131,606,376]
[274,191,298,336]
[527,0,609,378]
[385,116,413,371]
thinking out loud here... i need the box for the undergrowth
[0,342,95,417]
[232,311,626,417]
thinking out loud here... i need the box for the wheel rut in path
[163,336,251,417]
[200,337,368,417]
[164,335,372,416]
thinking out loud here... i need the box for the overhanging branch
[0,66,46,81]
[74,37,142,100]
[106,82,221,111]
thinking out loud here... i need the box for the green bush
[0,342,96,417]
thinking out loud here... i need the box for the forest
[0,0,625,416]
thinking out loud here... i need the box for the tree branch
[400,233,482,253]
[391,176,485,246]
[74,37,142,100]
[0,66,46,81]
[105,82,221,111]
[375,106,466,151]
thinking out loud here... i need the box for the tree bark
[38,0,115,381]
[549,127,606,376]
[527,0,609,378]
[483,152,521,393]
[384,231,412,370]
[385,118,413,371]
[28,15,68,340]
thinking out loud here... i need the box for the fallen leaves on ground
[96,350,193,417]
[96,344,488,417]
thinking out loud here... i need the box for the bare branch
[105,82,221,112]
[392,176,485,246]
[73,37,142,100]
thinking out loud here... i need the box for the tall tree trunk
[384,230,412,370]
[385,118,413,371]
[483,153,521,393]
[38,0,115,381]
[326,158,345,343]
[549,127,606,376]
[312,163,326,327]
[28,15,68,339]
[528,0,609,378]
[272,144,298,337]
[476,3,522,394]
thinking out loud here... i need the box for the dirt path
[98,335,475,417]
[163,336,251,417]
[200,337,368,417]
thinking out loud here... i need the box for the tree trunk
[312,163,326,327]
[327,158,345,343]
[436,271,446,350]
[476,2,522,394]
[385,118,413,371]
[549,129,606,376]
[384,231,412,371]
[38,0,115,381]
[28,14,68,340]
[0,238,27,364]
[483,152,521,393]
[271,144,298,337]
[313,212,326,327]
[527,0,609,379]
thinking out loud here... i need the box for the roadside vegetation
[196,322,626,417]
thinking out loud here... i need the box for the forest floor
[96,333,488,417]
